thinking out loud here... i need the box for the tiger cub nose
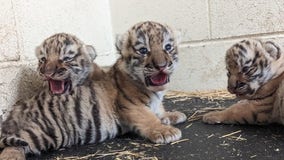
[44,62,57,77]
[154,62,167,70]
[235,81,246,89]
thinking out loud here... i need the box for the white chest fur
[149,91,165,117]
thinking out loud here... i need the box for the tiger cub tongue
[150,72,168,85]
[49,79,65,94]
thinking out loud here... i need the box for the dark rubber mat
[28,97,284,160]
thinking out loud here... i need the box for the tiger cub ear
[85,45,97,61]
[35,46,41,58]
[115,34,127,54]
[264,41,281,60]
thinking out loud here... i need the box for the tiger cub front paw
[161,111,187,125]
[0,147,26,160]
[202,111,226,124]
[147,125,182,144]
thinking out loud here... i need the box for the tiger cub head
[35,33,96,95]
[116,21,178,92]
[226,39,284,99]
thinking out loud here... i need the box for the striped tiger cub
[0,33,120,159]
[203,39,284,125]
[111,21,186,143]
[0,21,186,159]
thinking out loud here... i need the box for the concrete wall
[2,0,284,114]
[0,0,115,114]
[110,0,284,91]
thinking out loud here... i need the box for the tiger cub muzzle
[47,78,71,95]
[227,81,251,97]
[145,62,171,87]
[227,75,255,97]
[145,72,169,86]
[40,61,72,95]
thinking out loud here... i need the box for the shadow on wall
[0,66,44,117]
[0,66,44,124]
[15,66,44,103]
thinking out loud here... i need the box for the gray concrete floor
[28,97,284,160]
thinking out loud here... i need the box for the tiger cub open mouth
[146,72,169,86]
[48,79,71,95]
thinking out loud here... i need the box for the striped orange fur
[203,39,284,125]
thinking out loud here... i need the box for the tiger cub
[111,21,186,143]
[203,39,284,125]
[0,33,119,159]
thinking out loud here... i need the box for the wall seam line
[179,31,284,47]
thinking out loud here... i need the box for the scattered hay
[219,130,242,138]
[250,155,257,158]
[129,142,164,150]
[170,139,190,145]
[187,107,226,122]
[166,90,235,100]
[55,147,158,160]
[185,123,193,129]
[219,130,247,141]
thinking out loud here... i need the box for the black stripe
[251,90,275,101]
[135,87,150,99]
[70,67,81,74]
[75,88,83,128]
[41,135,50,150]
[116,123,122,135]
[115,100,128,110]
[259,60,264,70]
[114,73,136,105]
[252,112,258,123]
[239,45,247,53]
[25,129,41,151]
[89,83,96,104]
[132,126,141,134]
[30,111,50,138]
[21,102,28,114]
[92,103,101,142]
[15,138,28,146]
[2,138,8,146]
[242,117,249,124]
[48,99,65,148]
[263,59,268,67]
[40,91,46,102]
[80,59,85,68]
[245,40,250,45]
[138,97,147,104]
[152,92,160,99]
[238,51,244,57]
[58,98,70,146]
[10,137,15,146]
[61,117,70,146]
[245,59,252,64]
[36,100,57,148]
[78,133,82,145]
[252,52,259,64]
[266,41,281,59]
[85,120,93,144]
[71,123,78,145]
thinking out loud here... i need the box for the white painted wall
[2,0,284,114]
[110,0,284,92]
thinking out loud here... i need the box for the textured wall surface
[110,0,284,92]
